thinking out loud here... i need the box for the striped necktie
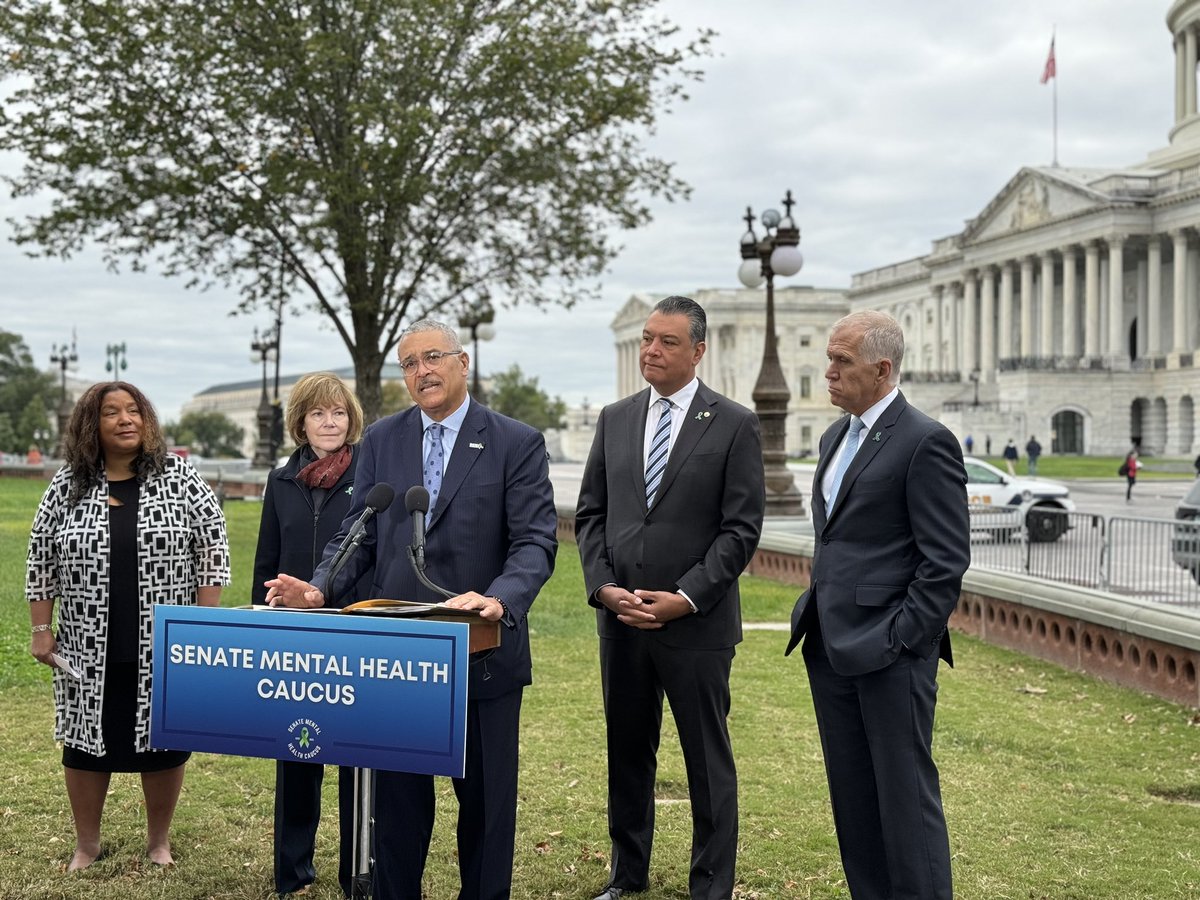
[424,423,445,520]
[827,415,864,512]
[645,398,673,507]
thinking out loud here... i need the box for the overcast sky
[2,1,1172,421]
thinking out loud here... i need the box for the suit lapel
[813,419,849,528]
[824,393,907,525]
[626,389,652,511]
[429,403,487,532]
[391,409,425,500]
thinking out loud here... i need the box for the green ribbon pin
[298,727,311,748]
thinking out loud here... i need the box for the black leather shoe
[593,887,638,900]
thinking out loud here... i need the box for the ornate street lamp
[457,300,496,403]
[737,190,806,516]
[250,325,280,467]
[105,342,128,377]
[49,336,78,458]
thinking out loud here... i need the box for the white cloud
[2,1,1175,419]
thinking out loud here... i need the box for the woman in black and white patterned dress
[26,382,230,871]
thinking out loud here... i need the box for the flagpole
[1052,26,1058,166]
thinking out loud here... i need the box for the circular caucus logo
[286,717,323,761]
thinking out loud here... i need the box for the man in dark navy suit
[268,319,558,900]
[577,295,765,900]
[785,310,970,900]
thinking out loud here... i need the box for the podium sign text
[150,606,469,777]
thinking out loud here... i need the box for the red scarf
[297,444,352,489]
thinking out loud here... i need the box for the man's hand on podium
[443,591,505,622]
[265,574,327,609]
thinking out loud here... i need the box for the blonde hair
[285,373,364,446]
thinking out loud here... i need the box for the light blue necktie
[424,423,445,521]
[645,398,673,507]
[827,415,864,512]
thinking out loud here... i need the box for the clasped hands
[596,585,692,630]
[264,574,506,621]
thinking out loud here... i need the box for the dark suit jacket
[785,391,970,676]
[251,444,369,605]
[313,401,558,699]
[576,381,765,650]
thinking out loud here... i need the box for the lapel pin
[346,486,354,494]
[872,432,881,442]
[695,411,711,421]
[469,442,485,450]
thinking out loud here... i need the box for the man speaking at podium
[266,319,558,900]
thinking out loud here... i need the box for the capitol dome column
[1107,234,1125,358]
[961,270,977,378]
[1173,229,1188,352]
[1040,251,1056,357]
[1084,240,1101,357]
[980,266,996,379]
[1147,235,1163,356]
[1061,245,1079,358]
[998,261,1014,362]
[1019,255,1035,357]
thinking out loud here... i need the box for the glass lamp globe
[738,259,765,288]
[770,245,804,277]
[760,208,781,229]
[476,322,497,341]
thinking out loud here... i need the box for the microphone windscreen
[365,482,396,513]
[404,484,430,515]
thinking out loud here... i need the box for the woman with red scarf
[253,371,367,897]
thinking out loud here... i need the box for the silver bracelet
[31,623,52,634]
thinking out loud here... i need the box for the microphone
[325,483,395,600]
[404,484,456,600]
[405,485,429,570]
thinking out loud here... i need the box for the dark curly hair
[65,382,167,506]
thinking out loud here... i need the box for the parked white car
[963,456,1075,542]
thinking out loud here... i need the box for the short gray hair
[398,319,463,353]
[832,310,904,384]
[652,295,706,345]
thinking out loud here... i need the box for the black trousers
[599,636,737,900]
[274,760,356,897]
[803,621,952,900]
[372,690,523,900]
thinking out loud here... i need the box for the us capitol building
[615,0,1200,459]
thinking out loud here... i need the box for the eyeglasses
[399,349,464,374]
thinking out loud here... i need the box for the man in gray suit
[576,295,765,900]
[785,309,970,900]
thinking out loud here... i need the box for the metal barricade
[968,506,1200,610]
[1105,515,1200,607]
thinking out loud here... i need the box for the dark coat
[251,445,368,605]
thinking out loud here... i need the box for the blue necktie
[827,415,864,512]
[645,398,673,507]
[424,423,445,520]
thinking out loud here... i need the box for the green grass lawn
[3,476,1200,898]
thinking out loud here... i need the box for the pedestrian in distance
[1025,435,1042,476]
[1002,438,1019,475]
[1121,448,1141,501]
[964,434,974,455]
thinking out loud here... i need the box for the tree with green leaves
[0,0,710,421]
[167,411,246,458]
[487,363,566,432]
[0,330,55,454]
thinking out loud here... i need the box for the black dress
[62,477,190,773]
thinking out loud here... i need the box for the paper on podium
[343,599,500,653]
